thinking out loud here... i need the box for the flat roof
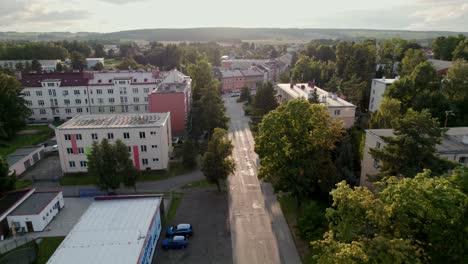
[276,83,355,108]
[367,127,468,155]
[57,113,170,130]
[0,189,35,221]
[373,78,397,84]
[10,191,61,216]
[7,146,43,167]
[47,195,162,264]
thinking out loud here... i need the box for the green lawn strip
[36,237,64,264]
[15,179,33,189]
[0,125,54,156]
[59,173,95,186]
[163,192,184,226]
[181,178,214,189]
[278,194,314,263]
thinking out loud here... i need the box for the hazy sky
[0,0,467,32]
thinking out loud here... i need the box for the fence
[0,236,34,255]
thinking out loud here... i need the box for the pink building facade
[148,70,192,136]
[219,67,264,93]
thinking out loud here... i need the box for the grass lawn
[164,192,184,226]
[138,161,192,181]
[36,237,64,264]
[15,179,33,189]
[181,178,214,189]
[59,173,95,186]
[104,58,122,69]
[278,194,315,263]
[0,125,53,156]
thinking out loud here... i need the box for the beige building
[275,83,356,128]
[369,78,397,112]
[360,127,468,188]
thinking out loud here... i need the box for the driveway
[21,155,62,181]
[155,189,232,264]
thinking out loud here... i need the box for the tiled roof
[20,72,91,87]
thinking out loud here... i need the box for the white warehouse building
[55,113,172,174]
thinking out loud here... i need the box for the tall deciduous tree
[369,97,402,128]
[370,109,455,179]
[341,75,367,108]
[93,44,106,58]
[70,51,86,71]
[400,48,427,76]
[201,128,235,191]
[31,59,42,72]
[255,99,344,205]
[378,38,408,77]
[93,62,104,71]
[182,140,197,169]
[0,157,16,193]
[253,82,278,116]
[0,73,31,139]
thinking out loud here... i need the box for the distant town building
[47,194,163,264]
[221,55,290,83]
[7,146,45,176]
[85,58,105,69]
[215,66,265,93]
[275,83,356,128]
[428,59,453,75]
[0,60,60,72]
[360,127,468,188]
[55,113,172,173]
[148,69,191,136]
[369,78,398,112]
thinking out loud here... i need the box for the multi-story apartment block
[275,83,356,129]
[360,127,468,188]
[148,69,191,136]
[55,113,172,174]
[369,78,397,112]
[19,70,167,122]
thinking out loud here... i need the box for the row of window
[24,87,151,97]
[27,96,148,106]
[69,158,159,168]
[65,131,157,141]
[95,88,150,94]
[67,144,158,155]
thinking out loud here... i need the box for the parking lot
[155,189,232,264]
[21,155,62,181]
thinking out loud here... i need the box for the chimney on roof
[382,76,386,81]
[300,84,305,90]
[290,83,294,88]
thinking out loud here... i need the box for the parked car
[166,223,193,237]
[162,235,189,249]
[231,91,240,97]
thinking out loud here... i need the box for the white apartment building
[19,70,170,122]
[55,113,172,174]
[360,127,468,188]
[275,83,356,129]
[369,78,398,112]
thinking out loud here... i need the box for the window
[76,134,82,140]
[150,131,156,135]
[151,145,158,149]
[80,161,87,167]
[373,89,376,94]
[98,106,104,113]
[64,134,71,140]
[144,78,148,82]
[144,96,148,102]
[128,146,132,152]
[63,90,68,96]
[77,108,83,113]
[133,97,139,103]
[98,98,104,104]
[142,158,148,165]
[78,147,84,154]
[36,91,42,96]
[144,105,148,111]
[97,89,103,94]
[334,110,341,116]
[118,80,126,85]
[65,108,71,114]
[38,100,44,106]
[109,98,115,103]
[371,97,374,103]
[134,105,139,111]
[140,145,147,152]
[47,83,55,87]
[75,99,82,104]
[107,133,114,139]
[74,90,80,95]
[64,99,70,105]
[133,88,138,94]
[25,100,32,106]
[459,157,467,164]
[48,89,56,96]
[153,158,159,162]
[98,79,102,83]
[24,91,31,96]
[139,132,146,139]
[123,132,130,139]
[69,161,76,167]
[92,133,98,140]
[143,88,149,93]
[67,148,73,154]
[110,106,115,112]
[122,105,128,113]
[133,78,137,83]
[108,89,114,94]
[39,109,46,115]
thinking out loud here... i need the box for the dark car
[162,235,189,249]
[166,223,193,237]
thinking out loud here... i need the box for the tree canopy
[0,157,16,193]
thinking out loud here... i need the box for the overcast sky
[0,0,467,32]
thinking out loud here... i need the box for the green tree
[369,97,402,128]
[308,88,320,104]
[0,73,31,139]
[117,55,141,70]
[93,62,104,71]
[255,99,344,205]
[114,140,138,189]
[238,86,251,103]
[400,48,427,76]
[291,55,313,82]
[443,59,468,125]
[70,51,86,71]
[432,35,464,60]
[0,157,16,193]
[182,140,197,169]
[378,38,408,77]
[55,63,64,72]
[452,39,468,60]
[93,43,106,58]
[31,59,42,72]
[253,82,278,116]
[341,75,367,108]
[201,128,235,191]
[370,109,454,179]
[188,59,217,101]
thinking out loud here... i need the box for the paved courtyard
[156,189,232,264]
[21,155,62,181]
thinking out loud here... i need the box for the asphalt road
[225,97,301,264]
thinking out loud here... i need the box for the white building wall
[7,192,64,232]
[369,79,397,112]
[55,122,171,174]
[8,147,44,176]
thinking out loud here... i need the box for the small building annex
[7,146,45,176]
